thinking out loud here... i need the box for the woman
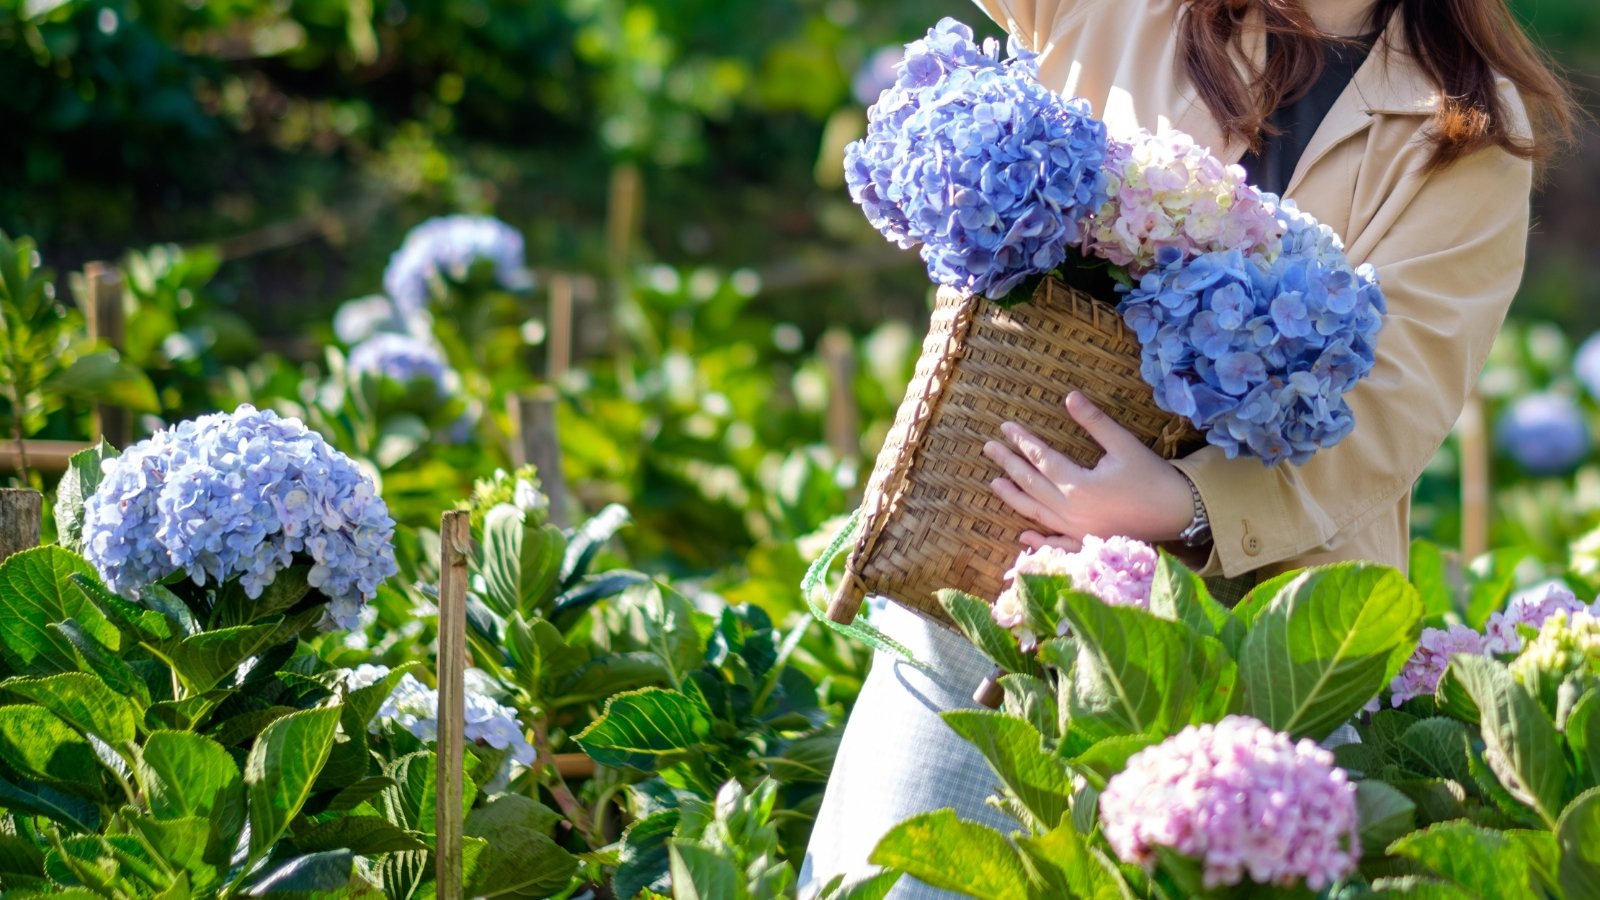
[800,0,1575,896]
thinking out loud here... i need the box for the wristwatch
[1177,472,1212,548]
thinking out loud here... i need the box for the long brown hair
[1178,0,1577,172]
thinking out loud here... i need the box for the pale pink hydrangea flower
[1099,716,1360,891]
[1084,129,1284,273]
[1483,583,1600,655]
[991,536,1158,649]
[1387,624,1490,706]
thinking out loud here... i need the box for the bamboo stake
[819,329,860,465]
[435,510,471,900]
[547,274,573,384]
[0,489,41,563]
[84,263,130,448]
[1459,389,1489,562]
[508,390,571,529]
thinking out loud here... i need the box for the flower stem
[531,713,596,848]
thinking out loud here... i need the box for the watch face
[1180,521,1212,548]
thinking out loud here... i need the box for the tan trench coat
[973,0,1534,580]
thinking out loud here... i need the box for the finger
[1020,530,1081,553]
[990,477,1073,534]
[1000,421,1086,483]
[984,440,1070,512]
[1065,391,1145,459]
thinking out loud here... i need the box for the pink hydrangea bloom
[1388,624,1490,706]
[1100,716,1360,891]
[992,536,1157,649]
[1084,130,1284,273]
[1484,584,1600,655]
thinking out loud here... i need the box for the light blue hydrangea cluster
[383,214,534,322]
[1495,391,1590,475]
[333,294,407,346]
[843,18,1108,299]
[347,664,536,768]
[1117,199,1386,466]
[348,332,451,386]
[81,405,399,629]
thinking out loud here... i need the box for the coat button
[1243,535,1263,556]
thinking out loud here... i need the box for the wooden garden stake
[0,489,41,563]
[547,273,574,384]
[84,263,130,449]
[820,328,860,465]
[508,390,571,529]
[1459,389,1489,562]
[435,510,471,900]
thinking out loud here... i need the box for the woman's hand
[982,391,1194,549]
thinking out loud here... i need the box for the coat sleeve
[1170,138,1533,578]
[969,0,1105,53]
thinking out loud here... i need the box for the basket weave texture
[828,276,1198,628]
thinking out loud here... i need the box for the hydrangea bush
[347,663,536,769]
[383,214,534,323]
[347,331,454,386]
[81,404,399,628]
[1099,716,1360,891]
[843,18,1108,299]
[1495,391,1591,475]
[1118,201,1386,465]
[1085,130,1282,273]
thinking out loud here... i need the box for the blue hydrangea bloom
[843,18,1109,299]
[81,406,399,629]
[383,215,533,323]
[348,332,450,386]
[334,294,406,346]
[1496,392,1591,475]
[1118,199,1386,466]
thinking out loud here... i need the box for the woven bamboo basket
[826,276,1199,628]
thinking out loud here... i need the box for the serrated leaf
[1567,689,1600,792]
[245,706,341,858]
[1558,788,1600,900]
[51,617,149,707]
[667,840,745,900]
[209,565,312,629]
[2,672,137,744]
[69,572,169,642]
[1148,550,1229,636]
[817,870,904,900]
[1235,563,1422,741]
[378,750,477,835]
[560,503,630,587]
[941,711,1075,832]
[1355,781,1416,856]
[122,814,222,892]
[552,653,668,708]
[763,732,840,783]
[1435,654,1564,826]
[1388,821,1535,896]
[1055,591,1198,741]
[938,590,1036,676]
[0,705,108,800]
[550,570,652,628]
[614,810,677,900]
[0,547,118,675]
[869,809,1031,900]
[1015,820,1131,900]
[1070,734,1162,791]
[136,730,246,856]
[1397,717,1475,788]
[52,444,116,556]
[0,770,99,832]
[464,795,581,897]
[160,623,282,695]
[245,849,354,894]
[998,673,1058,739]
[573,687,712,771]
[291,816,429,855]
[325,775,394,813]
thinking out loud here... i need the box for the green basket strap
[801,508,921,665]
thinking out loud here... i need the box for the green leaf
[1506,829,1561,896]
[1,672,137,744]
[1355,781,1416,857]
[209,565,312,629]
[506,613,584,694]
[817,870,904,900]
[998,673,1059,739]
[940,711,1075,831]
[122,814,222,892]
[1408,540,1455,617]
[1396,717,1475,788]
[573,687,713,771]
[1435,654,1564,826]
[668,840,746,900]
[136,730,246,857]
[69,572,169,642]
[324,775,394,813]
[480,505,567,617]
[1070,734,1162,791]
[1056,591,1198,741]
[52,443,116,556]
[292,816,429,855]
[764,732,840,783]
[377,750,478,835]
[0,706,108,800]
[614,810,677,900]
[245,706,341,858]
[45,351,160,413]
[51,617,149,707]
[938,590,1036,676]
[869,809,1031,900]
[162,623,282,695]
[0,547,119,675]
[245,849,354,894]
[465,795,581,897]
[1463,548,1532,629]
[1388,820,1535,896]
[1148,550,1230,636]
[1558,788,1600,900]
[1015,821,1131,900]
[561,503,630,586]
[1566,688,1600,792]
[0,770,99,832]
[1235,563,1422,741]
[551,651,669,706]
